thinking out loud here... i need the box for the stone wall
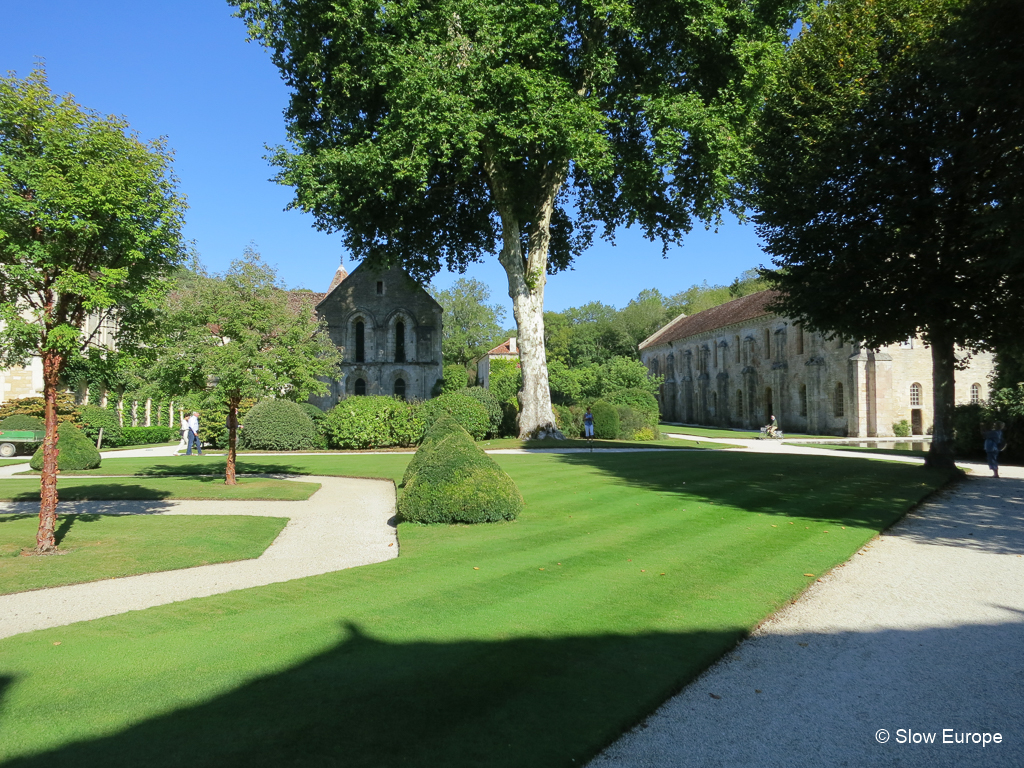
[641,315,995,437]
[310,263,443,409]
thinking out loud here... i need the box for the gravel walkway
[589,463,1024,768]
[0,475,398,639]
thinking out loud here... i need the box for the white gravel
[0,475,398,639]
[589,465,1024,768]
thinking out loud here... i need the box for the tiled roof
[639,290,781,349]
[327,265,348,294]
[486,339,518,356]
[286,291,326,318]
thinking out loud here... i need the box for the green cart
[0,429,45,457]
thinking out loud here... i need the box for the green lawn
[478,436,734,450]
[0,450,950,767]
[659,423,840,440]
[0,458,30,465]
[0,476,321,501]
[0,514,288,594]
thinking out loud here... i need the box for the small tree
[430,278,507,367]
[0,67,186,552]
[154,248,342,483]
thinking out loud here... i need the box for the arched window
[736,389,744,418]
[354,378,366,396]
[734,335,741,363]
[764,329,771,359]
[765,386,774,421]
[834,383,845,417]
[395,321,406,363]
[796,325,804,355]
[713,342,718,369]
[970,383,980,404]
[910,382,922,407]
[711,391,718,413]
[355,320,365,363]
[800,384,808,417]
[394,378,406,400]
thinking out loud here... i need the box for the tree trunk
[225,396,240,485]
[487,155,564,439]
[36,350,63,553]
[926,333,958,472]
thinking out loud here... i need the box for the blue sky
[1,1,769,314]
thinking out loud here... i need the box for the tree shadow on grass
[540,450,954,531]
[0,623,746,768]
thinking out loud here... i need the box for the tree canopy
[229,0,801,437]
[754,0,1024,467]
[429,277,507,367]
[152,248,342,483]
[0,66,187,551]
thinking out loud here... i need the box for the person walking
[177,412,189,452]
[186,411,203,456]
[982,420,1006,478]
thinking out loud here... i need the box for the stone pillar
[804,356,825,434]
[847,349,870,437]
[870,350,895,437]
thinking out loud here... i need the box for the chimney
[509,337,517,354]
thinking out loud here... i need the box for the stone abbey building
[639,291,995,437]
[307,262,443,408]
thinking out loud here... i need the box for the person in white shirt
[186,411,202,456]
[177,413,189,452]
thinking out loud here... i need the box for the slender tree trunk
[36,350,63,553]
[926,333,958,472]
[226,395,240,485]
[145,398,152,427]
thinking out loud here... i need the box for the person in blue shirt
[981,420,1006,478]
[583,408,595,439]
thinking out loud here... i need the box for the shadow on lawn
[0,622,746,768]
[544,450,954,531]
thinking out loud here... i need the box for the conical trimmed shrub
[30,422,101,471]
[399,417,523,524]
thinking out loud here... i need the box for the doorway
[765,387,774,425]
[911,409,923,435]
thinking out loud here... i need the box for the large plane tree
[754,0,1024,469]
[229,0,801,437]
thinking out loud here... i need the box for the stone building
[476,337,519,389]
[639,290,994,437]
[308,262,443,408]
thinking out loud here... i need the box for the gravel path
[0,475,398,639]
[589,463,1024,768]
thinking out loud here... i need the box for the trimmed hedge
[0,415,44,431]
[119,426,175,446]
[440,364,470,394]
[241,399,316,451]
[605,388,660,439]
[30,422,101,471]
[80,405,122,447]
[892,419,911,438]
[418,392,490,440]
[553,404,584,438]
[590,400,620,440]
[460,387,502,438]
[325,396,422,450]
[399,417,523,524]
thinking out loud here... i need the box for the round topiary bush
[399,418,523,524]
[590,400,620,440]
[418,392,490,441]
[30,422,101,471]
[460,387,502,438]
[0,414,44,431]
[324,396,422,450]
[240,399,316,451]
